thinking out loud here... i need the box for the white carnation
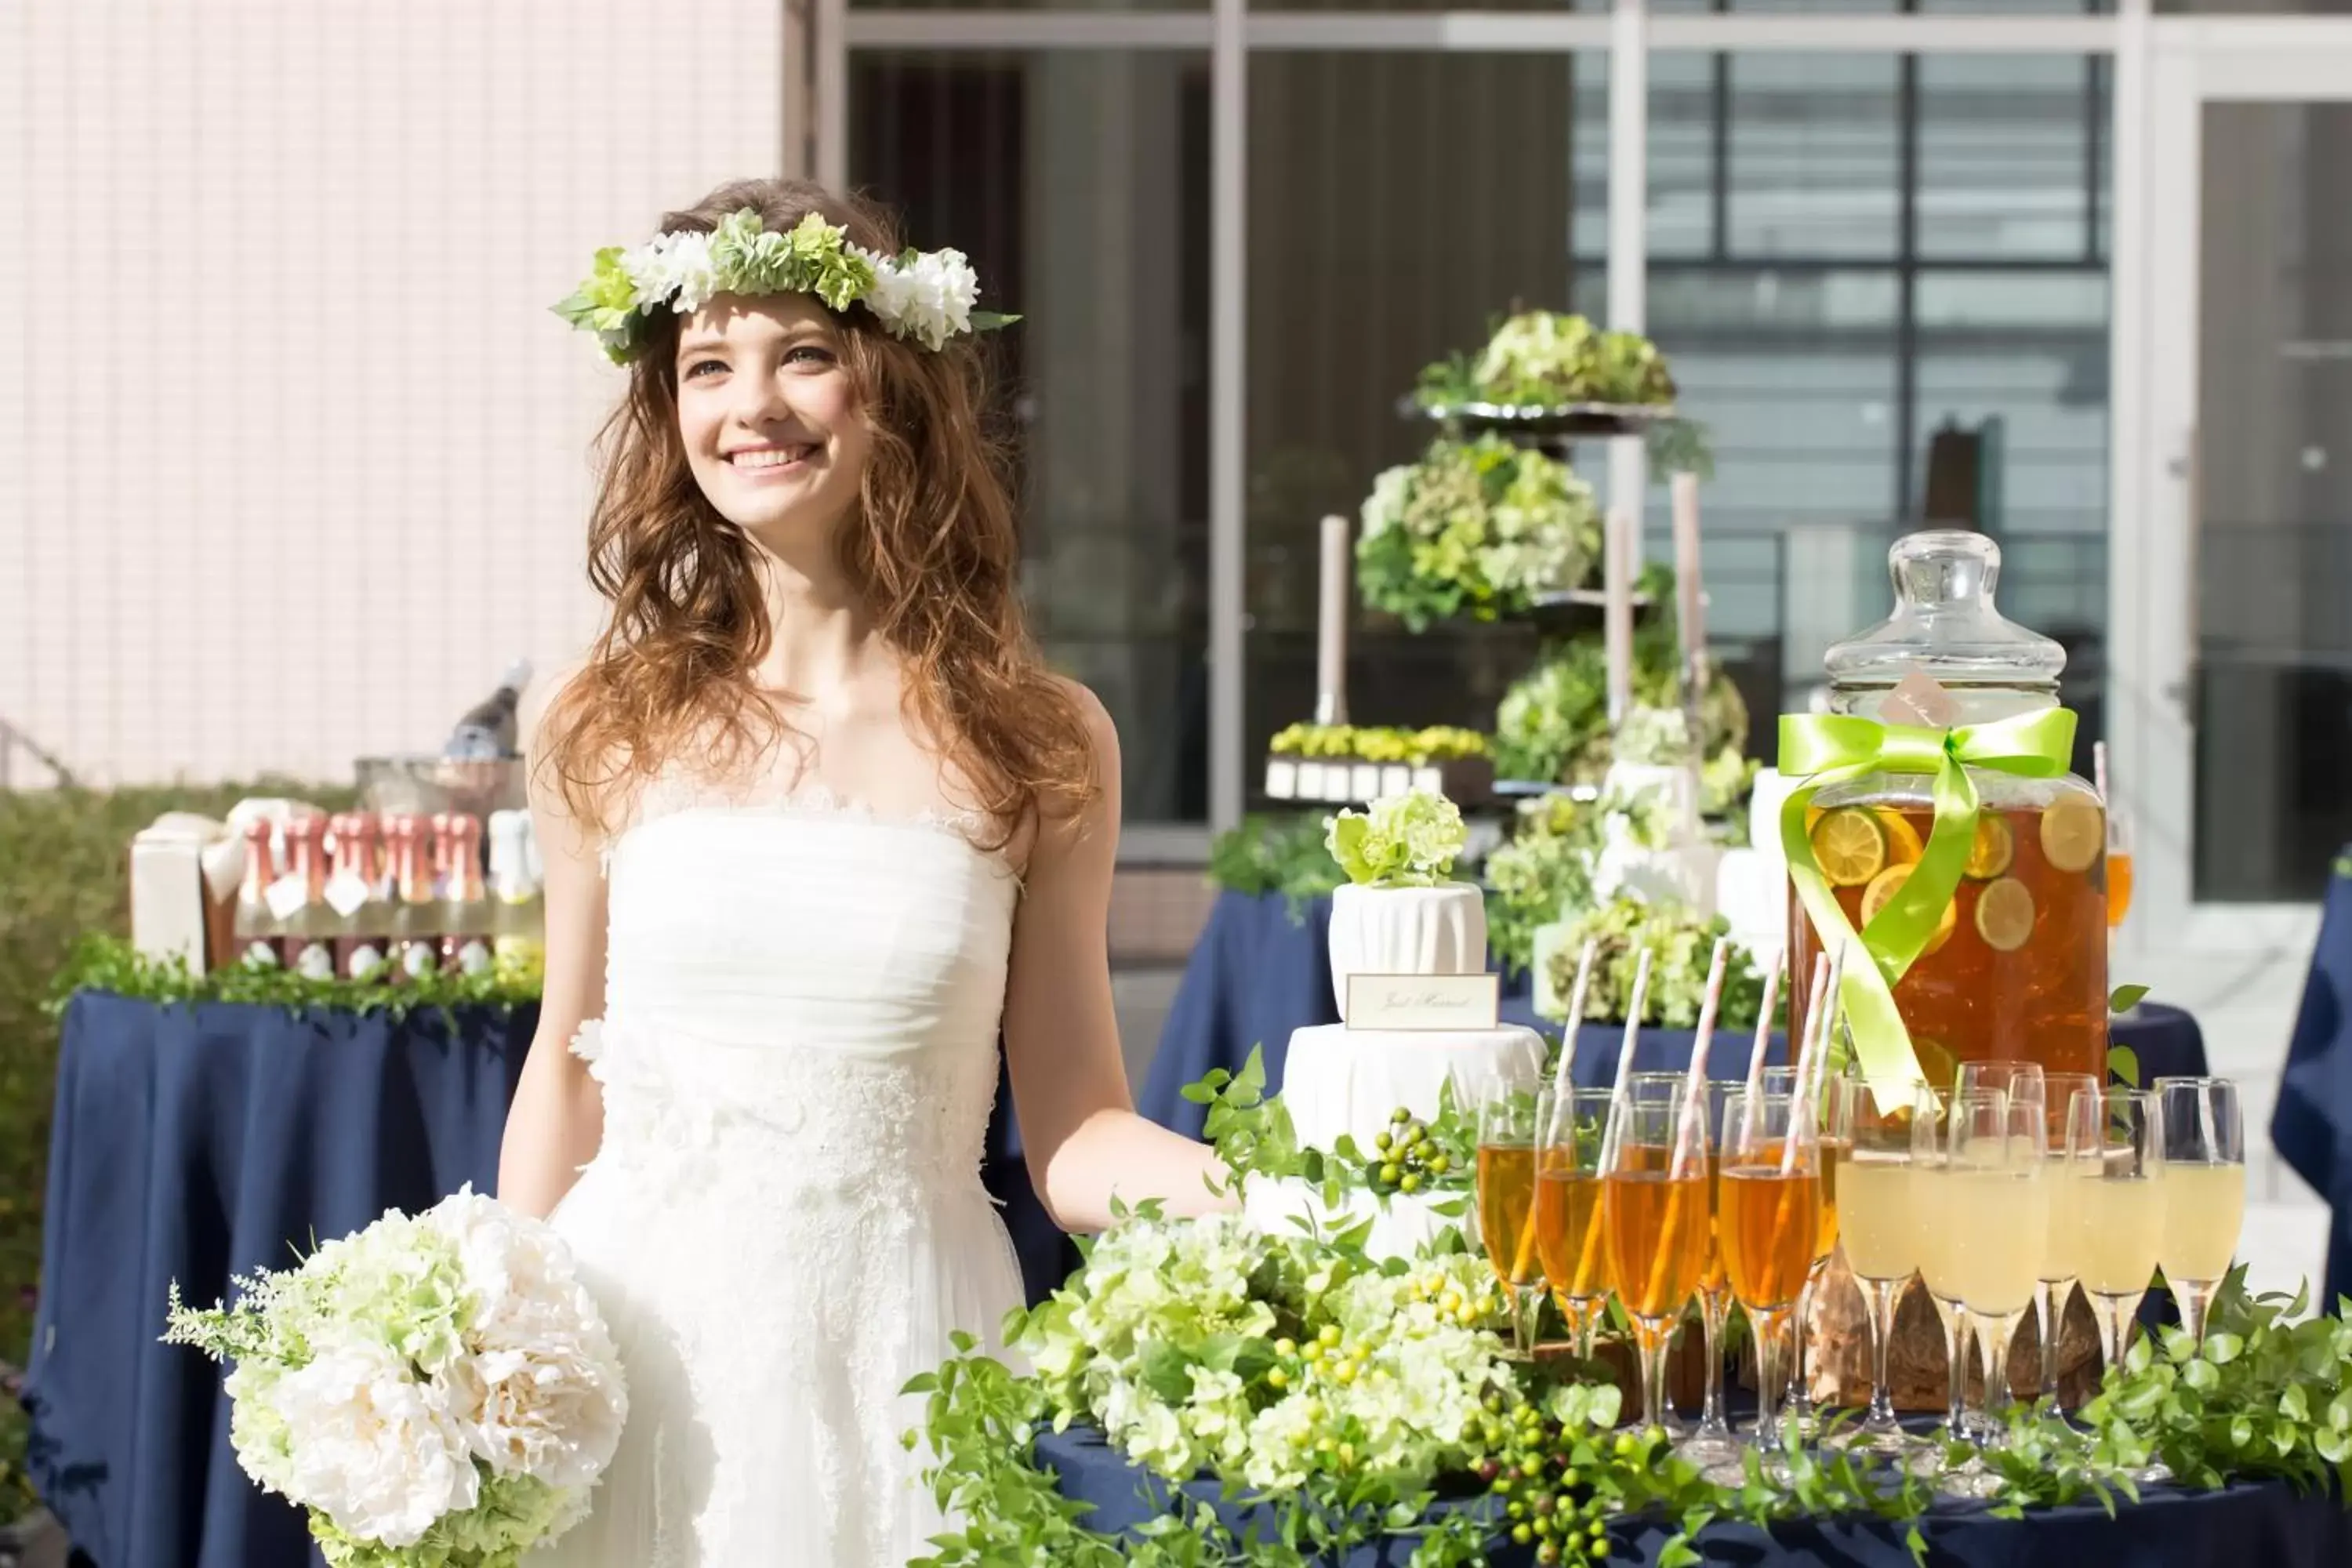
[861,246,979,350]
[622,230,720,315]
[267,1341,477,1547]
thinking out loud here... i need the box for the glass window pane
[2193,101,2352,899]
[851,50,1211,823]
[1727,54,1900,260]
[1918,54,2097,260]
[1245,53,1577,769]
[1573,50,1713,263]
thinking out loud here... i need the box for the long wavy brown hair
[540,177,1095,850]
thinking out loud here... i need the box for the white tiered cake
[1243,867,1548,1259]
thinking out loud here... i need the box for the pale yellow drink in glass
[2039,1162,2087,1283]
[1838,1152,1920,1282]
[1943,1168,2047,1316]
[2158,1161,2245,1283]
[2074,1174,2165,1295]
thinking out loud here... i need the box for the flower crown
[554,208,1017,365]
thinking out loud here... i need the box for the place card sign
[1345,972,1501,1032]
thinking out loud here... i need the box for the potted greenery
[0,1374,64,1568]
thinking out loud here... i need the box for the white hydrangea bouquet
[1325,787,1468,887]
[162,1187,628,1568]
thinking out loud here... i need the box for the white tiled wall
[0,2,793,786]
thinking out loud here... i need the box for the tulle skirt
[526,1141,1025,1567]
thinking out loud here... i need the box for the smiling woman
[500,177,1233,1568]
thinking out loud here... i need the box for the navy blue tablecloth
[2275,859,2352,1313]
[17,992,1068,1568]
[1037,1425,2348,1567]
[1143,889,2209,1138]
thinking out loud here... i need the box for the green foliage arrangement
[1481,796,1665,979]
[1414,313,1677,412]
[1326,790,1467,889]
[1545,901,1770,1032]
[1490,567,1749,800]
[1205,815,1348,913]
[909,1163,2352,1568]
[1357,436,1603,632]
[52,935,538,1018]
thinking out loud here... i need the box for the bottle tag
[264,874,310,923]
[1882,668,1962,729]
[324,870,373,919]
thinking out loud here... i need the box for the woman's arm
[1000,683,1238,1233]
[495,672,612,1219]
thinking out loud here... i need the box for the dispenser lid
[1824,529,2066,692]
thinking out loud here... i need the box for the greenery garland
[909,1213,2352,1568]
[49,935,539,1019]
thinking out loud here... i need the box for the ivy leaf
[2205,1331,2245,1366]
[2107,1044,2141,1090]
[2109,983,2151,1014]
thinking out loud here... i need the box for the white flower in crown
[620,230,720,317]
[859,245,980,351]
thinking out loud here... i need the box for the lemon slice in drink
[1810,807,1888,887]
[1974,877,2037,952]
[1860,863,1955,955]
[1965,815,2015,880]
[2038,797,2103,873]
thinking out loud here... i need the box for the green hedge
[0,779,351,1519]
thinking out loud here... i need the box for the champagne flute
[1828,1076,1926,1453]
[1957,1059,2045,1110]
[1910,1085,1976,1449]
[1715,1087,1821,1480]
[2035,1070,2102,1408]
[2106,808,2135,931]
[1631,1071,1725,1448]
[1762,1062,1844,1433]
[1534,1088,1615,1360]
[1601,1094,1711,1435]
[2153,1077,2245,1348]
[1946,1088,2048,1499]
[2064,1084,2170,1485]
[1478,1091,1548,1357]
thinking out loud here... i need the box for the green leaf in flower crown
[971,310,1022,332]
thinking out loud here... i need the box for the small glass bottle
[231,818,281,969]
[278,816,336,979]
[388,815,442,981]
[488,809,546,989]
[328,815,391,982]
[439,815,494,976]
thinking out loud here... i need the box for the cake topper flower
[554,208,1018,365]
[1327,788,1468,887]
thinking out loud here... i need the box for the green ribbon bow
[1778,706,2078,1099]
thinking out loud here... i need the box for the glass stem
[1573,1297,1599,1363]
[1637,1318,1674,1435]
[1864,1275,1904,1432]
[1976,1309,2024,1435]
[1512,1284,1543,1358]
[1786,1271,1816,1413]
[2034,1280,2056,1402]
[1699,1291,1730,1434]
[2088,1290,2137,1379]
[2176,1279,2220,1349]
[1935,1298,1972,1441]
[1751,1308,1788,1454]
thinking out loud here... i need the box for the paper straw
[1781,944,1842,1177]
[1547,938,1601,1102]
[1741,946,1785,1108]
[1599,949,1655,1171]
[1672,938,1733,1177]
[1607,949,1654,1110]
[2094,739,2111,805]
[1750,952,1824,1146]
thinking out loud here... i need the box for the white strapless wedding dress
[528,798,1028,1567]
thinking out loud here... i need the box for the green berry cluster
[1468,1398,1642,1566]
[1370,1106,1452,1195]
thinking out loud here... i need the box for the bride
[499,177,1233,1566]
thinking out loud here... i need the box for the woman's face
[673,292,872,543]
